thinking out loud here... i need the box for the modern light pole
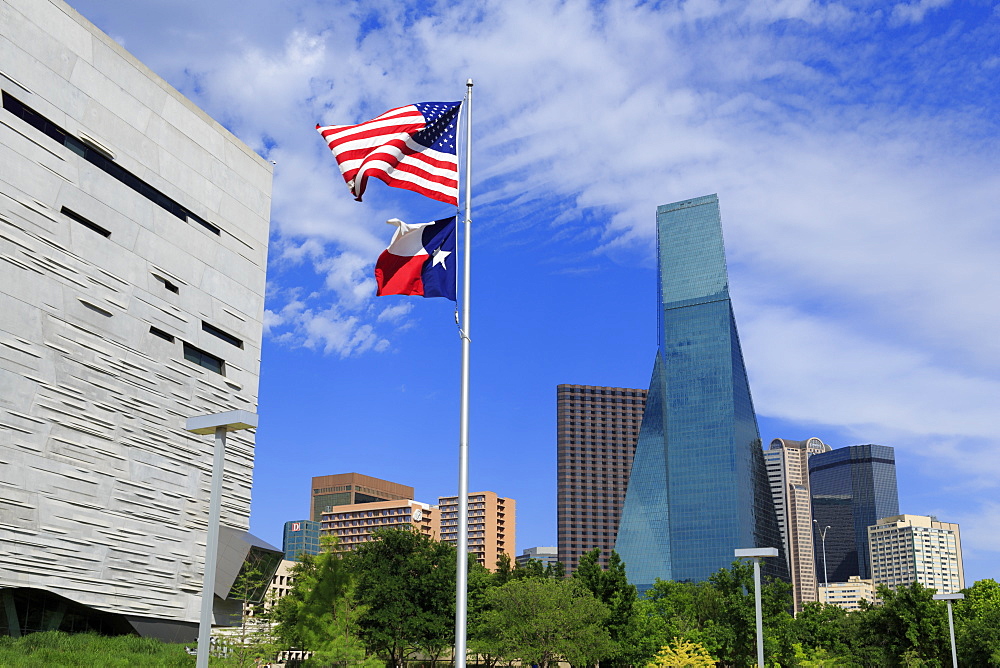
[185,410,258,668]
[933,592,964,668]
[813,519,831,587]
[735,547,780,668]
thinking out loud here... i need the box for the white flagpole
[454,78,473,668]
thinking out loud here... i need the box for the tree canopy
[477,577,614,668]
[351,528,457,668]
[262,530,1000,668]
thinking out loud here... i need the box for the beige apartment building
[868,514,964,594]
[764,437,831,613]
[818,576,877,611]
[438,492,515,571]
[319,499,437,548]
[307,475,515,567]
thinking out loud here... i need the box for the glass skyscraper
[615,195,787,589]
[809,444,899,581]
[283,519,321,561]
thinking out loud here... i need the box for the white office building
[1,0,274,640]
[868,514,964,594]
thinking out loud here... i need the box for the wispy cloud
[889,0,953,27]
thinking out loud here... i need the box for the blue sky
[70,0,1000,585]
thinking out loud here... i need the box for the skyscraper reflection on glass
[809,444,899,581]
[615,195,787,589]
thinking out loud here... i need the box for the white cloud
[378,302,415,324]
[743,304,1000,444]
[890,0,953,27]
[954,501,1000,554]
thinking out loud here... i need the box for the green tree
[839,602,885,667]
[618,598,672,666]
[478,577,614,668]
[270,537,375,667]
[468,560,505,668]
[573,548,644,666]
[216,561,281,668]
[705,560,795,667]
[494,552,515,585]
[859,582,950,666]
[791,601,852,659]
[544,560,566,579]
[351,528,456,668]
[644,578,722,642]
[955,579,1000,666]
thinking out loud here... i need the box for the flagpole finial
[467,79,473,87]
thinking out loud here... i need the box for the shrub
[647,638,716,667]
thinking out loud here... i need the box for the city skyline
[55,0,1000,586]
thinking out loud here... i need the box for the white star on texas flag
[432,247,451,269]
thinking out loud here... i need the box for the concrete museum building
[0,0,275,640]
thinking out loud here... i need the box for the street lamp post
[813,520,830,587]
[933,592,965,668]
[185,410,258,668]
[735,547,780,668]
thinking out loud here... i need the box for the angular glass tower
[615,194,787,588]
[809,444,899,581]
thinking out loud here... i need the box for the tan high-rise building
[438,492,515,571]
[868,514,964,594]
[764,437,831,613]
[319,499,437,549]
[557,384,646,573]
[310,473,414,522]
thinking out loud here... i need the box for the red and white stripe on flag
[317,103,459,206]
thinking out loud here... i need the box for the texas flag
[375,216,456,300]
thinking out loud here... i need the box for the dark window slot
[183,342,225,375]
[60,207,111,238]
[154,275,179,294]
[80,300,112,317]
[187,211,220,235]
[149,326,174,342]
[3,90,221,236]
[202,321,243,348]
[2,90,69,144]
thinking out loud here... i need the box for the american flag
[316,101,461,206]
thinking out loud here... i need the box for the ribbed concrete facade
[1,0,272,637]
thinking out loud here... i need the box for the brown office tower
[438,492,515,571]
[310,473,414,522]
[557,384,647,573]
